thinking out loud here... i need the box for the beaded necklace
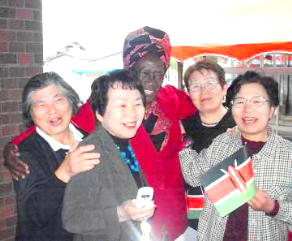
[116,143,140,173]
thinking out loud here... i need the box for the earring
[222,95,226,103]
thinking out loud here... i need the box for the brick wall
[0,0,42,240]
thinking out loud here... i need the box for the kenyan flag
[199,145,256,217]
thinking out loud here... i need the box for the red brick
[1,102,19,112]
[18,52,32,65]
[0,226,14,240]
[2,124,19,136]
[0,1,8,7]
[3,78,17,89]
[0,183,12,195]
[1,170,12,182]
[0,114,10,125]
[25,66,41,76]
[0,219,6,230]
[0,197,4,208]
[9,42,25,52]
[9,113,22,123]
[15,8,32,20]
[0,42,8,52]
[26,42,42,53]
[0,18,7,29]
[0,7,15,18]
[3,237,14,241]
[9,67,25,77]
[0,137,10,149]
[25,20,41,31]
[25,0,41,9]
[0,53,16,64]
[33,31,42,42]
[17,77,27,88]
[34,52,43,64]
[18,123,25,132]
[16,31,33,41]
[9,90,22,100]
[33,9,41,21]
[8,0,25,8]
[0,30,13,41]
[8,19,24,30]
[5,195,14,206]
[0,67,8,77]
[0,205,13,218]
[6,215,17,227]
[0,91,9,101]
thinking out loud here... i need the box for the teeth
[201,98,211,102]
[145,90,154,94]
[50,118,61,126]
[125,122,136,127]
[243,117,256,123]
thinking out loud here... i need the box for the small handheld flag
[199,146,256,217]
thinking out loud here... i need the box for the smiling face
[96,83,145,139]
[133,54,166,106]
[30,84,73,142]
[188,69,228,114]
[232,83,275,142]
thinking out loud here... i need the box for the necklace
[201,121,219,127]
[116,144,140,172]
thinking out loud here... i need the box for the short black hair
[22,72,80,127]
[90,69,146,117]
[226,71,279,107]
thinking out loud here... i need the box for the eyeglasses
[139,71,165,82]
[188,79,218,92]
[231,96,270,108]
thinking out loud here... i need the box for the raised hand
[117,199,156,222]
[55,141,101,183]
[247,189,275,214]
[3,142,30,180]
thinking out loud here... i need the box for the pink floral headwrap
[123,26,171,70]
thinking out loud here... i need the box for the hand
[117,199,156,222]
[55,141,100,183]
[3,142,29,180]
[247,189,275,213]
[226,125,239,135]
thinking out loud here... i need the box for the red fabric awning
[171,42,292,62]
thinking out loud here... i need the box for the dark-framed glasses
[232,96,270,108]
[188,79,218,92]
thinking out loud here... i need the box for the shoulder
[161,85,188,97]
[182,113,200,128]
[79,127,115,154]
[161,84,177,92]
[271,132,292,152]
[210,132,240,151]
[19,131,40,151]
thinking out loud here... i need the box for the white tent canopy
[42,0,292,60]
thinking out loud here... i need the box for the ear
[269,106,276,120]
[95,112,104,123]
[223,83,228,95]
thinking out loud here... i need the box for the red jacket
[12,85,196,240]
[130,86,196,240]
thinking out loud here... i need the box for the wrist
[266,200,279,217]
[55,168,70,183]
[117,205,128,222]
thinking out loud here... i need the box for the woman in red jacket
[4,26,196,241]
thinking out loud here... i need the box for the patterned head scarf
[123,26,171,70]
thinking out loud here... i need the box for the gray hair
[22,72,80,127]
